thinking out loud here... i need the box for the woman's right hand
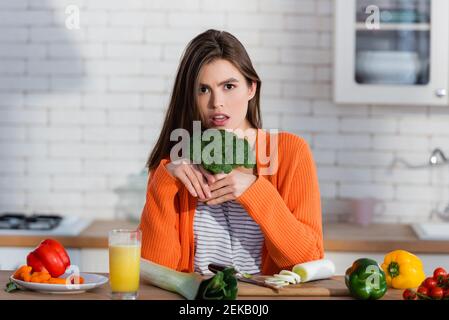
[165,159,216,200]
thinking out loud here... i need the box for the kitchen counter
[1,221,448,254]
[0,220,137,248]
[0,272,403,300]
[323,223,449,253]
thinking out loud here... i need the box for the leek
[292,259,336,282]
[140,258,238,300]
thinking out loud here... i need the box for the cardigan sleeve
[139,158,183,269]
[236,137,324,270]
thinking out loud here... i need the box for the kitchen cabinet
[80,249,109,273]
[334,0,449,105]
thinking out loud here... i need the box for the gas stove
[0,212,92,236]
[0,213,63,230]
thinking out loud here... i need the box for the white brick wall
[0,0,448,224]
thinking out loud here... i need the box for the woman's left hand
[201,168,257,205]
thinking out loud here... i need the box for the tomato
[433,267,447,282]
[444,289,449,299]
[429,287,444,300]
[422,277,437,289]
[417,285,429,299]
[402,289,416,300]
[440,274,449,288]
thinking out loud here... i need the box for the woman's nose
[211,92,224,109]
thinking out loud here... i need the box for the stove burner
[0,213,63,230]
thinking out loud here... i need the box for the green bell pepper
[345,258,388,300]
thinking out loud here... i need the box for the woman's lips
[210,115,230,126]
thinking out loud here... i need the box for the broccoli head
[189,129,256,174]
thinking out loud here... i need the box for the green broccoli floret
[189,129,256,174]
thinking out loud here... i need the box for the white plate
[10,272,108,294]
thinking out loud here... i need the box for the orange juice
[109,244,141,293]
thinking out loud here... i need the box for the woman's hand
[165,159,216,200]
[203,168,257,205]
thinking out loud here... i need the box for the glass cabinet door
[334,0,449,105]
[355,0,430,86]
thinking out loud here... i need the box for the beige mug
[350,198,386,226]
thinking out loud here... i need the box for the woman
[139,29,323,275]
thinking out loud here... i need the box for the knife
[208,263,280,293]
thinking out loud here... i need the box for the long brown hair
[146,29,262,172]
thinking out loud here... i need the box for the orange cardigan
[139,129,324,275]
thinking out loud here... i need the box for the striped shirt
[193,199,264,276]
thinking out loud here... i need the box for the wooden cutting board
[237,276,350,297]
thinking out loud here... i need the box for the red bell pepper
[26,239,71,277]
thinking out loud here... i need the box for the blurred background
[0,0,448,227]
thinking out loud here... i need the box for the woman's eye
[199,87,209,94]
[224,84,235,90]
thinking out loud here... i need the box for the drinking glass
[108,229,141,300]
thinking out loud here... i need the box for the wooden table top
[1,220,448,254]
[0,220,137,248]
[323,223,449,253]
[0,271,403,300]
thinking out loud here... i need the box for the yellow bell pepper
[381,250,426,289]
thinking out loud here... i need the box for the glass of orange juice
[108,229,141,300]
